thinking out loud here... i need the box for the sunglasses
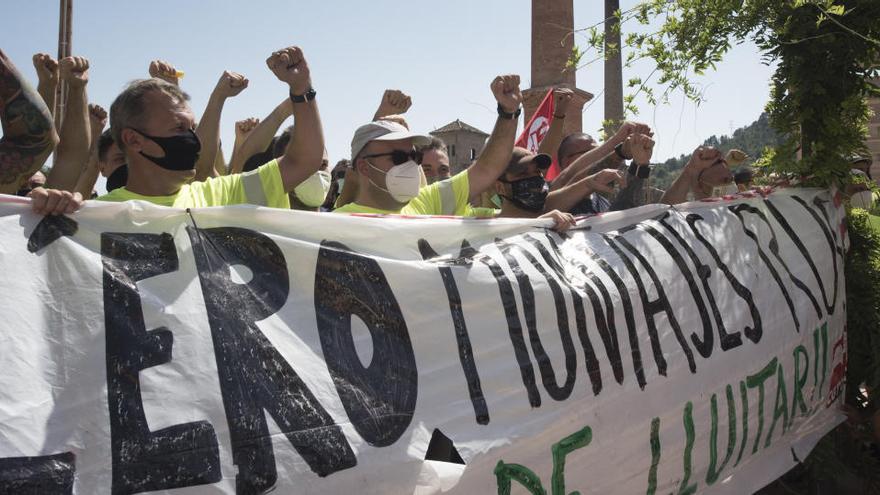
[363,149,423,165]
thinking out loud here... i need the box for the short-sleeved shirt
[334,170,471,215]
[96,160,289,209]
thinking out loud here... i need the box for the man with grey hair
[30,44,324,214]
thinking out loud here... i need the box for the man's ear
[354,157,370,176]
[120,128,143,152]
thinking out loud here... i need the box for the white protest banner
[0,188,847,494]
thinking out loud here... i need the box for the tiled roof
[430,119,489,136]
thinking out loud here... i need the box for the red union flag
[515,89,561,180]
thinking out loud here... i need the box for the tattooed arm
[0,49,58,194]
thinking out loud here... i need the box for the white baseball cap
[350,120,432,161]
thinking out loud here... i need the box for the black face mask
[133,128,201,171]
[500,175,549,213]
[106,164,129,192]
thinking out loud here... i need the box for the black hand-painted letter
[187,227,356,493]
[102,232,221,494]
[315,240,419,446]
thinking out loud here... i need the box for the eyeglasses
[362,149,423,165]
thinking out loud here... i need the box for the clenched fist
[235,117,260,140]
[213,71,249,99]
[149,60,182,85]
[686,146,732,194]
[629,133,655,165]
[266,46,311,94]
[491,74,522,114]
[553,87,574,117]
[59,56,89,89]
[32,53,59,85]
[375,89,412,119]
[89,104,108,133]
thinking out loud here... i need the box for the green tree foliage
[571,3,880,491]
[572,0,880,185]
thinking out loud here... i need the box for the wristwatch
[497,103,521,120]
[614,142,631,160]
[628,162,651,179]
[290,87,317,103]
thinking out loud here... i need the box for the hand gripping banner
[0,188,847,494]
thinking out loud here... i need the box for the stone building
[429,120,489,175]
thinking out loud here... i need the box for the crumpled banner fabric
[0,188,847,494]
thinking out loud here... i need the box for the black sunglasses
[363,149,423,165]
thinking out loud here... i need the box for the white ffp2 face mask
[294,170,331,207]
[367,160,422,203]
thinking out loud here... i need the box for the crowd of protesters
[4,44,864,233]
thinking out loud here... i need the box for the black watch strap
[497,103,521,120]
[290,87,317,103]
[628,162,651,179]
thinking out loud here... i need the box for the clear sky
[1,0,775,188]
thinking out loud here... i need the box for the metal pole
[54,0,71,129]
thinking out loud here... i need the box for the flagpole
[54,0,72,130]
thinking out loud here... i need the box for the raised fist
[32,53,59,84]
[629,133,655,164]
[686,146,732,194]
[235,117,260,140]
[615,121,653,146]
[375,89,412,119]
[213,71,249,99]
[491,74,522,114]
[59,56,89,88]
[553,87,574,117]
[89,104,108,133]
[149,60,182,85]
[266,46,311,94]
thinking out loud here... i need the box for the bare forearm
[74,148,100,198]
[48,85,89,191]
[231,101,291,174]
[194,93,225,181]
[279,100,323,191]
[537,117,565,159]
[0,51,58,193]
[550,136,621,191]
[466,117,517,197]
[36,82,56,117]
[660,171,693,205]
[544,177,592,213]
